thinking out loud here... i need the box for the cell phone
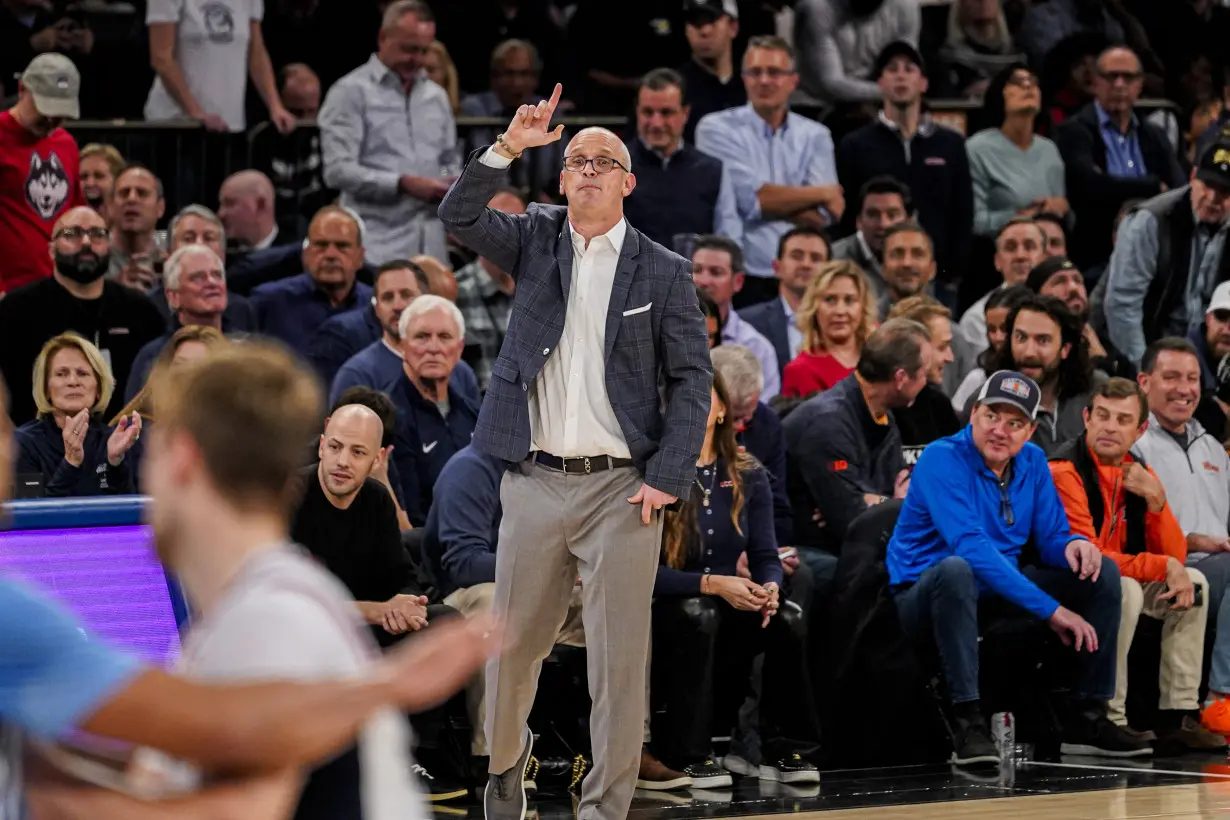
[779,548,797,562]
[1196,584,1205,607]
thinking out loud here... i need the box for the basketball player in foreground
[0,369,496,818]
[129,342,439,817]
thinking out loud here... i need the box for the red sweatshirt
[0,111,84,294]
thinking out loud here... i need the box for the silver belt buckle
[583,457,592,474]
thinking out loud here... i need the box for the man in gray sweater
[1104,142,1230,366]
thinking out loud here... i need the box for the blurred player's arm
[27,766,300,820]
[78,614,496,774]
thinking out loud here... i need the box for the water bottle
[990,711,1015,764]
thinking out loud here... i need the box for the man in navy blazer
[740,225,831,376]
[438,84,711,820]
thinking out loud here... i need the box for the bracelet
[702,573,711,595]
[495,133,522,159]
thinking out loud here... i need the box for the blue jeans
[893,556,1121,704]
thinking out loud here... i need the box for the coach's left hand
[628,483,677,525]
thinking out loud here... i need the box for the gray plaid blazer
[438,148,712,500]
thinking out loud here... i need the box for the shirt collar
[255,226,279,250]
[877,109,935,138]
[568,218,627,256]
[381,337,404,359]
[746,102,790,137]
[638,137,686,163]
[780,295,795,319]
[368,53,422,89]
[723,307,742,335]
[1095,100,1137,134]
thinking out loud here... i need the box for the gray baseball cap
[20,54,81,120]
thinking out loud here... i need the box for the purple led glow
[0,525,181,667]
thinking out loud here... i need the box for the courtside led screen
[0,524,181,667]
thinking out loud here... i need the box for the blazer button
[542,348,550,355]
[522,382,528,391]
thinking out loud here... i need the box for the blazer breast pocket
[622,302,652,317]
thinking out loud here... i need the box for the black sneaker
[523,755,539,798]
[760,753,820,784]
[949,711,999,766]
[683,758,733,789]
[1060,709,1153,758]
[411,763,469,802]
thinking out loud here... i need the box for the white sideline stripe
[1020,759,1230,779]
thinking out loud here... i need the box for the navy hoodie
[15,416,135,497]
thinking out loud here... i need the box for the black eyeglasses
[1006,73,1038,89]
[54,227,108,242]
[563,156,628,174]
[1214,309,1230,324]
[1098,69,1142,83]
[743,67,794,80]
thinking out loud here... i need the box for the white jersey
[131,546,429,819]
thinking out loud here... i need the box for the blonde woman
[424,40,461,114]
[781,260,878,398]
[79,143,125,212]
[15,333,141,497]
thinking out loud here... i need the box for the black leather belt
[534,452,634,475]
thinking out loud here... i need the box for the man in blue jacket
[888,370,1147,766]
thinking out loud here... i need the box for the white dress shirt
[481,147,631,459]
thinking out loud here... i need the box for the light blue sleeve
[696,115,764,222]
[1104,210,1159,366]
[803,126,839,225]
[803,126,838,186]
[0,580,142,738]
[318,80,403,201]
[714,163,744,248]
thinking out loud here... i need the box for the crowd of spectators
[8,0,1230,801]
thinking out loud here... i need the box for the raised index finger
[546,83,563,116]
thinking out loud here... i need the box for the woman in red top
[781,260,877,398]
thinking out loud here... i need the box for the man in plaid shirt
[453,187,524,390]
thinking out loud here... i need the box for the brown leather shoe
[1122,726,1157,742]
[1160,715,1229,752]
[635,748,692,791]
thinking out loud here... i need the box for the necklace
[695,462,718,507]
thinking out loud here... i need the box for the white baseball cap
[1208,281,1230,315]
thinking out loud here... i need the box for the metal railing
[66,101,1181,219]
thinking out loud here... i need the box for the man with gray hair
[142,203,257,331]
[125,241,252,401]
[390,294,479,526]
[712,344,793,547]
[319,0,459,265]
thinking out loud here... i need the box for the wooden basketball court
[781,783,1230,819]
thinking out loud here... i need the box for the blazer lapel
[555,221,575,303]
[604,229,641,362]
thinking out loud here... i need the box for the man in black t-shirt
[0,206,165,424]
[291,402,468,802]
[292,403,428,643]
